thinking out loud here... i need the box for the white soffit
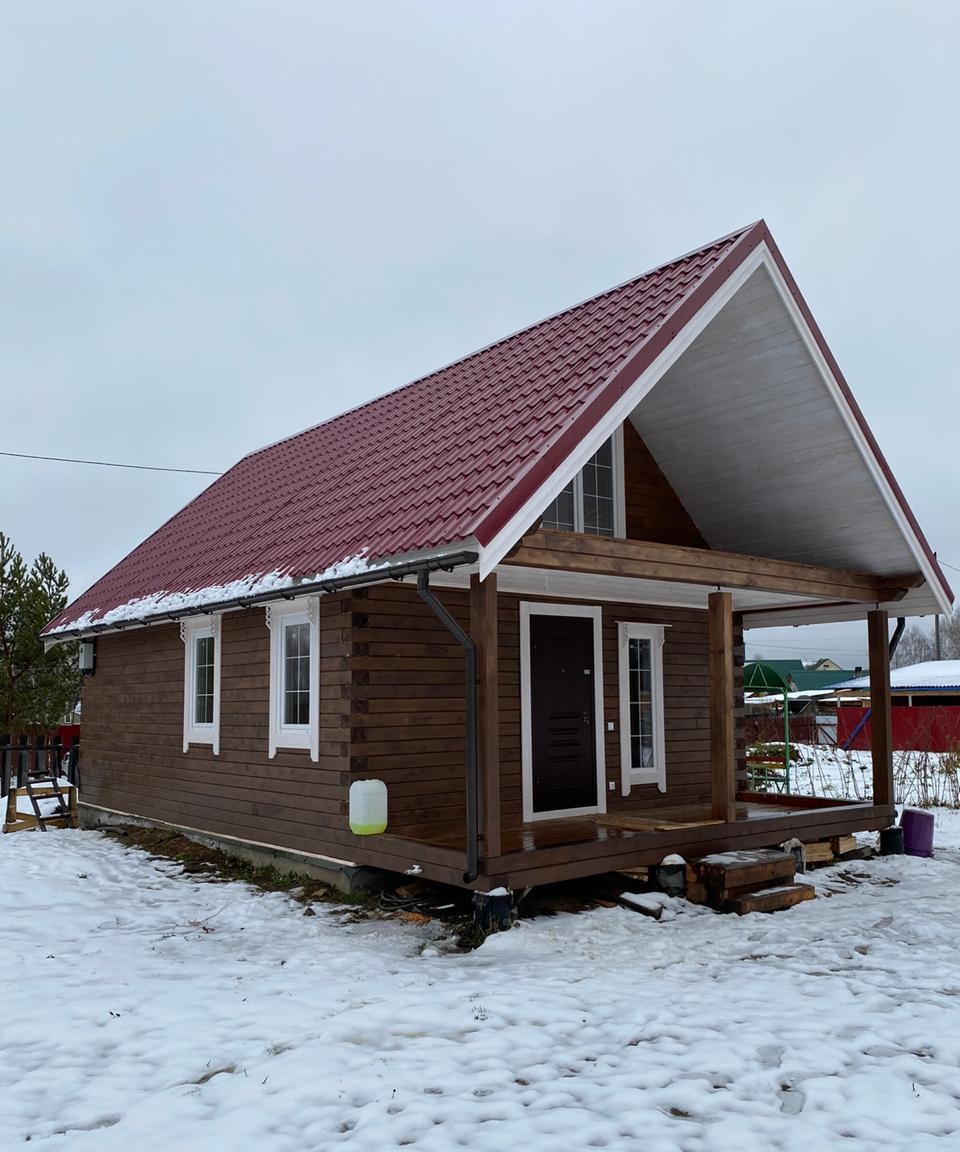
[631,265,927,581]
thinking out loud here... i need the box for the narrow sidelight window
[182,617,221,754]
[541,430,624,537]
[617,622,666,794]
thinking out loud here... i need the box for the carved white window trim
[266,597,320,761]
[181,615,221,755]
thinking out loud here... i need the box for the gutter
[416,570,480,885]
[44,550,480,645]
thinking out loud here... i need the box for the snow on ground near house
[6,830,960,1152]
[761,743,960,809]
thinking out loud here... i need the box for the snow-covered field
[5,828,960,1151]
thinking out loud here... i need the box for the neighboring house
[810,657,844,673]
[834,662,960,753]
[42,221,953,891]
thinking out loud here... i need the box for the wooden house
[43,221,953,891]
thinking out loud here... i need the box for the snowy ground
[5,828,960,1150]
[758,743,960,809]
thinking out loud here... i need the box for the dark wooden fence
[0,734,80,798]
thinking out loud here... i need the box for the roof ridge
[243,221,761,463]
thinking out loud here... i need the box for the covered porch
[362,534,905,891]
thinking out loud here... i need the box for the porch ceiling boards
[629,265,947,626]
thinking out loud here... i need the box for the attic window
[541,429,625,537]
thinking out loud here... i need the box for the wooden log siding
[495,593,724,831]
[80,583,742,876]
[79,599,353,855]
[622,420,706,547]
[349,584,468,843]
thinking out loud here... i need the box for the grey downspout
[889,617,905,661]
[416,571,480,884]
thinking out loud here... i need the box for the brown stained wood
[868,609,894,808]
[709,592,736,824]
[727,882,816,915]
[505,530,921,603]
[471,573,501,860]
[595,813,725,831]
[622,420,707,547]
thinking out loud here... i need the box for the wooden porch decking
[369,793,896,890]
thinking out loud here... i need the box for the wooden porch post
[709,591,737,823]
[868,609,894,807]
[471,572,501,860]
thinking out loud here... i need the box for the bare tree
[893,606,960,668]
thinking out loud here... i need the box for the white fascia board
[477,247,767,580]
[757,247,953,617]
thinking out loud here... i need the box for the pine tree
[0,533,80,736]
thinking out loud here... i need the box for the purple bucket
[900,808,935,858]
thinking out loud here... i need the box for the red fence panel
[837,705,960,753]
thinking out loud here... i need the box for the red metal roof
[45,220,951,633]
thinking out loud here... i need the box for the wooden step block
[687,849,795,894]
[727,882,816,916]
[831,834,858,856]
[802,842,835,865]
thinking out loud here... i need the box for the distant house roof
[835,661,960,693]
[744,661,855,693]
[789,669,858,692]
[44,220,954,638]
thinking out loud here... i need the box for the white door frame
[519,601,607,823]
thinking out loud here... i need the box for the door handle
[582,710,591,727]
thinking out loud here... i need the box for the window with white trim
[267,598,320,760]
[182,616,221,755]
[541,429,625,537]
[617,622,666,794]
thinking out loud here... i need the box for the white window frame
[267,598,320,761]
[541,426,626,537]
[618,621,666,795]
[519,601,607,823]
[181,615,221,755]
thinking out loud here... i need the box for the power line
[939,558,960,575]
[0,450,222,476]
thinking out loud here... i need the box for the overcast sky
[3,1,958,666]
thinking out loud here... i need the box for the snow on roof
[834,661,960,692]
[45,224,757,636]
[43,219,951,637]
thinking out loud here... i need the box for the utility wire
[0,450,223,476]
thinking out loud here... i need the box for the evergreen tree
[0,533,79,735]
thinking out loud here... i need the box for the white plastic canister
[349,779,388,835]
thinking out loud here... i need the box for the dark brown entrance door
[530,614,598,814]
